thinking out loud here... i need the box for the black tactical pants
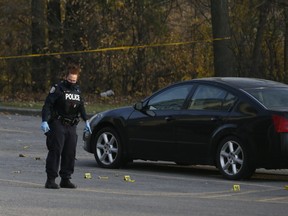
[45,119,77,180]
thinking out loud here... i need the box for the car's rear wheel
[216,136,255,180]
[93,127,123,168]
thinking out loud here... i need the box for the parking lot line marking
[0,128,32,134]
[77,187,232,198]
[199,188,278,199]
[99,168,282,190]
[1,177,287,204]
[0,178,42,187]
[257,196,288,203]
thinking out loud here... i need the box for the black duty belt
[56,115,80,126]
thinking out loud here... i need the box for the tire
[93,127,123,168]
[216,136,255,180]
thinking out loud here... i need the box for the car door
[175,84,237,163]
[127,84,193,161]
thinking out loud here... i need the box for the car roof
[191,77,288,89]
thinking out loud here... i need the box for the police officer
[40,63,91,189]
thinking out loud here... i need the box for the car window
[188,84,236,111]
[246,88,288,109]
[148,84,193,110]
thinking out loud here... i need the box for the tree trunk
[284,6,288,82]
[31,0,47,92]
[47,0,62,84]
[210,0,235,77]
[250,1,270,78]
[63,1,82,53]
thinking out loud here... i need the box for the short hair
[66,63,81,76]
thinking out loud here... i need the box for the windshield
[245,88,288,109]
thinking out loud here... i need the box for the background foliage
[0,0,287,103]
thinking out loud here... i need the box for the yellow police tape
[0,37,230,60]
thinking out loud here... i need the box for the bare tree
[47,0,62,84]
[250,1,271,78]
[276,0,288,82]
[210,0,236,77]
[31,0,47,92]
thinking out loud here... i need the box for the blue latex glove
[84,120,92,134]
[41,121,50,133]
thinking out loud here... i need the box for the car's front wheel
[216,136,255,180]
[93,127,123,168]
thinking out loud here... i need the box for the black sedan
[83,77,288,180]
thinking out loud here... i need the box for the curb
[0,106,94,118]
[0,106,41,116]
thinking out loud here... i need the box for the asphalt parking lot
[1,111,288,216]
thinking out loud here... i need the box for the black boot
[45,178,60,189]
[60,179,77,189]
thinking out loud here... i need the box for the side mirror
[134,102,156,117]
[134,102,143,111]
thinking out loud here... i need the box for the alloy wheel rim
[219,140,244,176]
[96,132,118,165]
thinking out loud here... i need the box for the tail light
[272,115,288,133]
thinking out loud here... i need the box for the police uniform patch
[49,86,56,93]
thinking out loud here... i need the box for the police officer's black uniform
[42,80,88,189]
